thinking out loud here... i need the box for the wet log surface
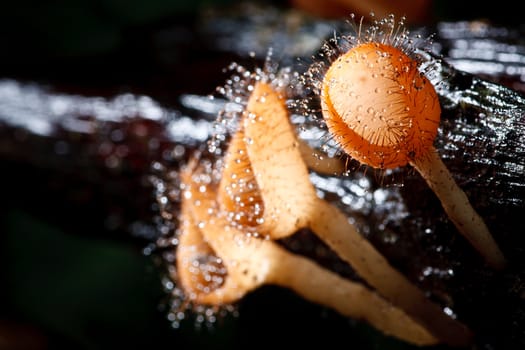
[1,3,524,350]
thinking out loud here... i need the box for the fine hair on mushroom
[170,57,473,347]
[301,13,506,270]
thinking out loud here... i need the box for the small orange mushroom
[317,15,506,270]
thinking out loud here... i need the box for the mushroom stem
[411,150,506,270]
[308,198,473,347]
[268,243,438,346]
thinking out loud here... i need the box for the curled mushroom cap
[217,127,264,230]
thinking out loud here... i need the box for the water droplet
[443,307,456,318]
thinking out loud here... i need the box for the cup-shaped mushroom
[320,40,505,269]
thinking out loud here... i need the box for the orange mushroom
[314,15,506,269]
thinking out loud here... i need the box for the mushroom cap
[321,42,441,169]
[218,127,264,229]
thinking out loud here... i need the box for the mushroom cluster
[164,14,506,347]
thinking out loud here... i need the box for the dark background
[0,0,521,94]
